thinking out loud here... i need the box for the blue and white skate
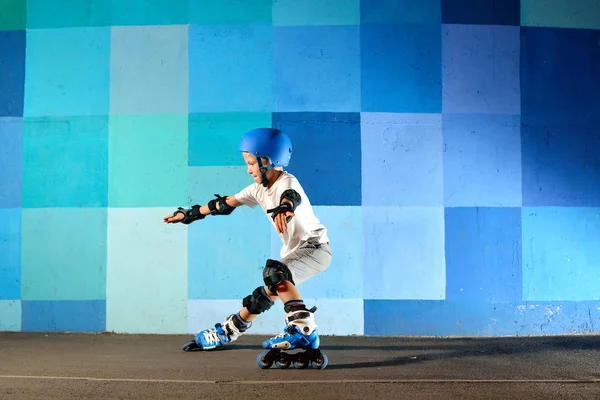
[257,307,328,369]
[183,314,247,352]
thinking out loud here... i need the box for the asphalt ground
[1,332,599,399]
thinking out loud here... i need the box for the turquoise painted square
[189,0,272,24]
[111,0,188,25]
[22,116,108,208]
[188,113,271,166]
[273,0,359,26]
[21,208,107,301]
[0,301,21,331]
[26,0,111,28]
[0,208,21,300]
[110,26,188,114]
[521,0,600,30]
[108,114,188,208]
[361,0,441,24]
[188,166,253,205]
[522,207,600,301]
[24,28,110,117]
[106,208,187,334]
[293,206,363,299]
[189,24,272,112]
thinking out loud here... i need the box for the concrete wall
[1,0,599,336]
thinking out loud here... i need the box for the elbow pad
[267,189,301,221]
[207,194,236,216]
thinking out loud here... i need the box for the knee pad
[263,259,295,293]
[242,286,274,315]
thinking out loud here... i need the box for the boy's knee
[262,259,295,293]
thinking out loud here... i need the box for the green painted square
[521,0,600,30]
[111,0,188,26]
[273,0,360,26]
[108,114,188,207]
[27,0,111,29]
[22,116,109,208]
[0,0,26,30]
[21,208,107,301]
[188,113,271,166]
[189,0,272,24]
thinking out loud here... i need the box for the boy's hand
[163,212,184,224]
[274,211,294,234]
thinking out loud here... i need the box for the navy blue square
[0,30,25,117]
[445,207,523,302]
[521,27,600,121]
[272,112,361,206]
[521,116,600,207]
[441,0,521,26]
[361,23,441,113]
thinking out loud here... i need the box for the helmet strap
[256,157,274,188]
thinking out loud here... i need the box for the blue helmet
[238,128,292,167]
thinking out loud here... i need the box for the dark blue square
[360,23,441,113]
[521,27,600,121]
[0,30,25,117]
[521,116,600,207]
[445,207,523,302]
[272,112,361,206]
[22,300,106,332]
[441,0,521,26]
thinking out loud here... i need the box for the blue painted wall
[1,0,600,337]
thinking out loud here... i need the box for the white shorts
[281,240,332,286]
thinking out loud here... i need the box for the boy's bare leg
[238,281,300,322]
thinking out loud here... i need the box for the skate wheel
[275,357,291,369]
[311,352,328,369]
[182,340,200,352]
[293,356,309,369]
[256,352,273,369]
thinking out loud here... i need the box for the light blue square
[188,205,272,299]
[24,28,110,117]
[0,301,21,331]
[522,207,600,301]
[188,166,273,299]
[273,26,360,112]
[361,113,443,206]
[110,25,188,114]
[363,206,446,300]
[0,208,21,300]
[106,208,188,334]
[442,24,520,114]
[21,208,107,301]
[292,206,362,299]
[443,114,522,207]
[189,24,272,113]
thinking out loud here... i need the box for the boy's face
[243,152,263,184]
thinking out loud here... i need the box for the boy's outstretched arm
[163,194,243,224]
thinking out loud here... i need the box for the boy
[163,128,332,359]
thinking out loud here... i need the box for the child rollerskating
[163,128,332,369]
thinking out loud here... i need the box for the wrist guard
[207,194,236,216]
[174,205,205,225]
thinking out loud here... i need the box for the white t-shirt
[234,171,329,259]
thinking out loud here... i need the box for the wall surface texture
[1,0,600,337]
